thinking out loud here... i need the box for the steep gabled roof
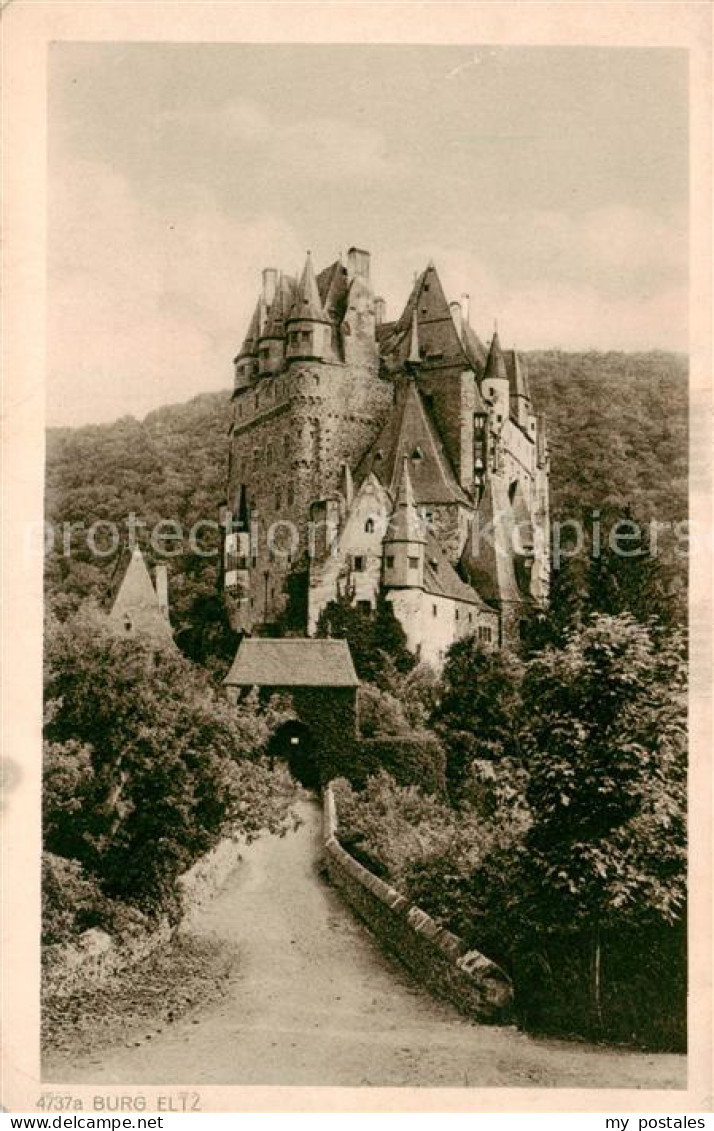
[108,547,175,644]
[459,478,523,605]
[461,320,488,371]
[379,263,469,369]
[354,379,470,506]
[317,258,350,322]
[423,531,488,607]
[224,638,359,687]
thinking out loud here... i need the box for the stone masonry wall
[228,362,393,626]
[323,784,513,1023]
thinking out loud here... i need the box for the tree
[518,614,687,1024]
[431,635,524,793]
[43,606,295,918]
[315,593,414,684]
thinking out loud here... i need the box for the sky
[48,44,688,426]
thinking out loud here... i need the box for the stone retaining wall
[323,783,513,1023]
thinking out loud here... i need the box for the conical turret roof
[108,547,175,645]
[290,251,328,323]
[386,457,427,543]
[261,274,291,340]
[235,299,261,360]
[484,328,508,384]
[505,349,531,415]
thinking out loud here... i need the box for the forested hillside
[45,351,688,654]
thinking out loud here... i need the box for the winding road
[47,798,685,1088]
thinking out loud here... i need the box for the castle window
[353,555,365,572]
[253,449,260,467]
[357,600,371,613]
[432,604,438,617]
[287,485,295,506]
[236,556,247,571]
[408,556,420,570]
[123,613,132,634]
[468,612,473,623]
[266,443,273,466]
[386,555,395,569]
[275,487,282,511]
[486,627,493,642]
[365,518,375,534]
[412,446,424,461]
[283,436,290,458]
[455,608,460,620]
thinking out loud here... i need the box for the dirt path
[45,798,685,1088]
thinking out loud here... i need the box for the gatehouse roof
[224,638,360,688]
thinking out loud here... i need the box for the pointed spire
[290,250,326,322]
[388,456,426,543]
[236,299,261,358]
[484,325,508,384]
[261,274,288,339]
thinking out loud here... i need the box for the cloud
[158,98,394,183]
[48,160,688,428]
[48,159,304,424]
[377,205,687,351]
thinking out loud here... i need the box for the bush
[353,735,446,794]
[43,607,296,921]
[331,773,456,884]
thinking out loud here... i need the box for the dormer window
[412,446,423,461]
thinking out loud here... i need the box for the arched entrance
[268,720,320,789]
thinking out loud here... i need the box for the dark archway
[268,719,320,789]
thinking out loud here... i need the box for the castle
[222,248,550,667]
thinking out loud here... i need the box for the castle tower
[257,274,290,376]
[285,252,332,362]
[383,456,426,590]
[507,349,533,431]
[481,326,510,432]
[233,300,260,392]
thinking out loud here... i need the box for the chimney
[262,268,278,308]
[449,300,463,340]
[347,247,370,281]
[461,292,470,325]
[155,565,169,621]
[374,296,386,327]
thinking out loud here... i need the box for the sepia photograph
[2,2,712,1116]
